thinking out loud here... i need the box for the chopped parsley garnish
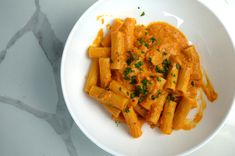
[155,59,171,77]
[138,95,146,103]
[155,65,162,73]
[162,59,171,76]
[131,83,149,99]
[123,67,133,80]
[141,78,148,86]
[156,77,161,82]
[132,85,142,97]
[134,61,143,69]
[173,80,176,84]
[138,38,149,47]
[156,39,161,46]
[144,42,149,48]
[150,37,156,43]
[124,107,130,113]
[143,88,148,95]
[167,94,175,102]
[157,90,161,95]
[126,58,132,65]
[130,93,136,99]
[126,51,138,65]
[151,90,161,100]
[148,57,152,63]
[141,79,149,95]
[176,63,180,70]
[140,11,145,16]
[171,73,176,77]
[141,51,145,54]
[138,38,145,45]
[151,95,157,100]
[162,59,171,69]
[130,75,137,84]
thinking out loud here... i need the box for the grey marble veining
[0,0,75,155]
[0,0,110,156]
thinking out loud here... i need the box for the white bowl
[61,0,235,155]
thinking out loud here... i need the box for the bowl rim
[61,0,235,155]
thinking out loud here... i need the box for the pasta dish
[84,18,217,138]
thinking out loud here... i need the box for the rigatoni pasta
[111,31,125,69]
[101,19,123,47]
[122,106,142,138]
[84,18,218,138]
[88,47,111,58]
[99,58,111,88]
[146,91,168,126]
[120,18,136,51]
[160,100,177,134]
[84,59,99,93]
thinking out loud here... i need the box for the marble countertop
[0,0,234,155]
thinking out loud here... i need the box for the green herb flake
[123,67,133,80]
[162,59,171,76]
[140,11,145,16]
[176,63,180,70]
[151,90,161,100]
[155,59,171,77]
[167,95,171,102]
[141,51,145,54]
[143,89,148,95]
[167,94,175,102]
[138,38,145,45]
[156,77,161,82]
[135,85,143,96]
[134,61,143,69]
[157,90,161,95]
[126,51,137,65]
[151,95,157,100]
[144,42,149,48]
[150,37,156,43]
[125,108,130,113]
[138,95,146,103]
[130,75,137,84]
[126,58,132,65]
[155,65,162,73]
[141,79,148,86]
[171,73,176,77]
[156,39,161,46]
[130,93,136,99]
[148,57,152,63]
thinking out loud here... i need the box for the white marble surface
[0,0,234,156]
